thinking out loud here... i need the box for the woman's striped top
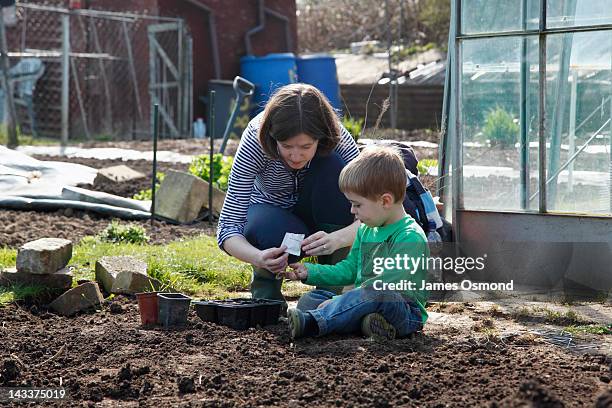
[216,113,360,249]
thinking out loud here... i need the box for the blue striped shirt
[217,113,360,249]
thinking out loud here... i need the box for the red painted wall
[158,0,297,118]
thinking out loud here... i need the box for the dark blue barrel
[296,54,341,111]
[240,53,298,115]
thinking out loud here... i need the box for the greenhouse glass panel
[545,30,612,214]
[460,0,540,34]
[460,36,540,210]
[547,0,612,28]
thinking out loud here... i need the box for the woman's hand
[284,263,309,281]
[302,231,339,256]
[301,221,360,256]
[256,246,288,273]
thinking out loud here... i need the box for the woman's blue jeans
[297,287,423,338]
[244,152,355,301]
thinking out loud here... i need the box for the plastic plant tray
[193,298,283,330]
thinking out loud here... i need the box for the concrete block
[0,267,73,290]
[94,165,145,185]
[153,170,208,223]
[16,238,72,275]
[200,179,226,217]
[49,282,104,316]
[95,256,161,294]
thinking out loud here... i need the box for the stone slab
[154,170,208,223]
[95,256,161,294]
[0,267,73,290]
[16,238,72,275]
[49,282,104,316]
[94,165,145,185]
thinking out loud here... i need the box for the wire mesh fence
[2,3,192,142]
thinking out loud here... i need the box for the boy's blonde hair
[339,145,406,203]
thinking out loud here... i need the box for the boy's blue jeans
[297,287,423,337]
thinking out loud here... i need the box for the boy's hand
[257,246,288,274]
[284,263,309,281]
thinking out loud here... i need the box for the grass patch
[0,284,50,307]
[1,235,252,303]
[0,247,17,269]
[72,235,251,298]
[564,324,612,336]
[512,306,590,326]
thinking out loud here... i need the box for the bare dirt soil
[2,140,610,407]
[0,296,610,407]
[0,156,212,249]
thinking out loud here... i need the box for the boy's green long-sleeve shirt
[304,215,429,323]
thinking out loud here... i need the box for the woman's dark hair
[258,83,341,159]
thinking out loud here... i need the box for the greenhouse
[439,0,612,295]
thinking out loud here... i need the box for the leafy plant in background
[342,116,364,142]
[132,172,165,201]
[189,153,234,192]
[417,159,438,176]
[482,106,519,148]
[98,221,149,244]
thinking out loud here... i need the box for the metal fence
[3,3,192,142]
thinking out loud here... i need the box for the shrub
[98,221,149,244]
[342,116,364,142]
[132,172,165,201]
[417,159,438,176]
[482,106,519,148]
[189,153,233,192]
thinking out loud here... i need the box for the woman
[217,83,360,304]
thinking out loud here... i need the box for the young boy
[280,145,429,340]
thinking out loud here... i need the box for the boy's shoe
[361,313,397,340]
[287,308,306,339]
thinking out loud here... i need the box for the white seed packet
[281,232,305,256]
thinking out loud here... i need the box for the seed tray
[193,298,283,330]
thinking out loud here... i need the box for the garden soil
[0,157,212,249]
[0,296,610,407]
[2,143,610,406]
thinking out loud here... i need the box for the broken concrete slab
[0,267,73,290]
[94,165,145,185]
[16,238,72,275]
[95,256,161,294]
[153,170,208,223]
[200,179,226,217]
[49,282,104,316]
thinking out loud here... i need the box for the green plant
[98,221,149,244]
[0,284,49,307]
[564,324,612,335]
[417,159,438,176]
[342,117,364,142]
[189,153,233,192]
[132,172,165,201]
[481,106,519,148]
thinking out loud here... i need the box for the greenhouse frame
[439,0,612,296]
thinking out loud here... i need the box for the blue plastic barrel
[296,54,341,112]
[240,53,298,116]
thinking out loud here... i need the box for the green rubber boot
[250,267,287,313]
